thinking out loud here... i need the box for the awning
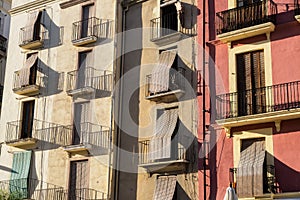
[149,108,178,161]
[236,140,265,198]
[149,50,177,94]
[10,151,32,198]
[16,54,38,87]
[153,176,177,200]
[23,11,40,42]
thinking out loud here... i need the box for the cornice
[59,0,90,9]
[9,0,58,15]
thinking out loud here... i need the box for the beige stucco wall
[0,0,115,197]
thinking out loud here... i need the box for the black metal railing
[295,0,300,15]
[138,140,187,165]
[19,26,45,46]
[0,178,64,200]
[62,188,107,200]
[216,0,277,34]
[5,119,72,146]
[150,12,196,41]
[231,165,278,195]
[216,81,300,120]
[145,67,186,97]
[66,67,113,93]
[76,122,111,148]
[13,69,42,91]
[72,17,112,42]
[0,35,7,52]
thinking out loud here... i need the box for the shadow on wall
[38,58,64,97]
[42,9,63,49]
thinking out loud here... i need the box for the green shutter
[10,151,32,199]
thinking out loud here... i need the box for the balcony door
[28,53,38,86]
[69,160,88,200]
[73,101,90,145]
[21,100,35,139]
[77,51,92,89]
[236,50,265,116]
[81,4,94,38]
[161,4,178,37]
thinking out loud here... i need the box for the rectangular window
[21,100,35,139]
[236,50,265,116]
[73,101,90,145]
[81,4,94,38]
[69,160,88,200]
[161,4,178,36]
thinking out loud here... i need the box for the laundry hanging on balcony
[10,151,32,199]
[16,54,38,88]
[236,139,265,198]
[149,108,178,161]
[23,11,40,42]
[153,176,177,200]
[149,50,177,94]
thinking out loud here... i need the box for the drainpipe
[202,0,207,199]
[113,2,128,200]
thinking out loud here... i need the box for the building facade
[0,0,116,199]
[198,0,300,199]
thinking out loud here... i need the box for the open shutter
[153,176,176,200]
[10,151,32,199]
[150,50,177,93]
[149,108,178,161]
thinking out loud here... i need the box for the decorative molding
[9,0,58,15]
[274,120,281,132]
[59,0,90,9]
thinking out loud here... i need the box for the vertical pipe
[202,0,207,199]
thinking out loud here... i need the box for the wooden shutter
[69,160,88,199]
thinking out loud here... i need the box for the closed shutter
[10,151,32,199]
[236,139,265,198]
[153,176,176,200]
[149,108,178,161]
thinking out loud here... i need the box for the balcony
[5,119,72,147]
[0,35,7,57]
[63,122,111,153]
[0,178,64,200]
[72,17,112,46]
[150,12,196,46]
[216,0,277,43]
[229,166,279,198]
[216,81,300,132]
[145,67,185,102]
[66,67,112,97]
[19,26,45,49]
[138,140,188,174]
[12,69,42,96]
[295,0,300,22]
[61,188,107,200]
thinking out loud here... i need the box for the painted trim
[9,0,58,15]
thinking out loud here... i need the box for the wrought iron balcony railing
[216,80,300,120]
[0,35,7,53]
[145,67,186,98]
[72,17,112,42]
[295,0,300,15]
[61,188,107,200]
[66,67,113,95]
[229,165,278,196]
[74,122,111,148]
[216,0,277,35]
[150,12,196,41]
[138,140,187,165]
[6,119,72,146]
[19,26,45,47]
[0,178,64,200]
[13,70,42,92]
